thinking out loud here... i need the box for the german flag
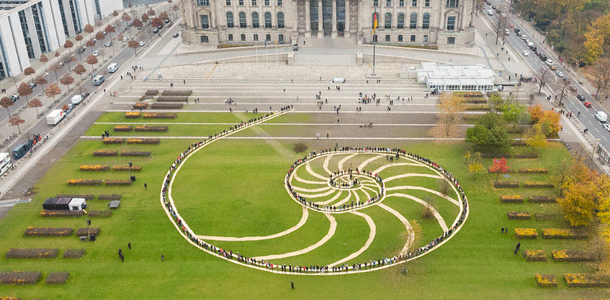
[373,13,378,35]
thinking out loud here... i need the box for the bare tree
[495,10,508,45]
[590,57,610,102]
[534,66,550,95]
[558,78,571,106]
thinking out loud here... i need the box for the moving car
[122,36,128,42]
[93,75,105,86]
[173,32,179,38]
[557,71,565,78]
[577,94,585,101]
[604,124,610,132]
[595,111,608,122]
[93,50,100,56]
[107,63,118,73]
[488,9,493,15]
[584,102,592,108]
[545,59,554,65]
[522,50,529,56]
[139,41,146,46]
[78,47,86,53]
[104,41,112,47]
[550,65,556,70]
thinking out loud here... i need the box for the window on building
[398,35,403,41]
[412,0,416,6]
[410,34,415,42]
[385,12,392,29]
[227,12,234,28]
[447,37,455,44]
[424,0,430,6]
[278,0,282,5]
[252,0,257,4]
[239,0,244,5]
[241,34,246,41]
[228,34,233,41]
[226,0,231,5]
[446,16,455,30]
[372,12,379,28]
[385,35,390,42]
[423,35,428,42]
[201,15,210,29]
[399,0,404,6]
[265,0,270,5]
[254,33,258,41]
[410,13,417,29]
[422,13,429,29]
[265,12,272,28]
[446,0,458,7]
[373,0,378,6]
[373,34,378,42]
[397,13,404,28]
[266,34,271,41]
[386,0,391,6]
[239,12,247,27]
[279,34,284,42]
[197,0,209,5]
[252,12,259,28]
[277,12,284,28]
[201,35,209,42]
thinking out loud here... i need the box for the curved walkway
[385,185,460,206]
[337,153,358,171]
[384,173,443,182]
[386,192,449,232]
[198,206,310,241]
[293,172,326,185]
[378,203,415,255]
[328,211,376,267]
[357,154,384,171]
[306,163,329,180]
[372,162,427,174]
[323,154,334,175]
[291,185,331,193]
[254,213,337,260]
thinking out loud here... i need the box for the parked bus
[0,152,12,176]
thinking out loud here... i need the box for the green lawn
[0,112,606,299]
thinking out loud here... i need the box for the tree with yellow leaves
[525,123,548,153]
[436,93,464,138]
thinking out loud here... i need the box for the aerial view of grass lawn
[0,111,607,299]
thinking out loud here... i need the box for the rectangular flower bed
[79,165,110,171]
[463,104,490,111]
[0,271,41,285]
[76,228,100,237]
[120,151,151,157]
[112,165,141,171]
[481,153,510,158]
[105,180,132,186]
[67,179,103,186]
[150,103,183,109]
[535,274,557,287]
[157,96,188,102]
[24,227,73,237]
[134,126,168,132]
[513,153,538,159]
[63,249,86,259]
[515,228,538,239]
[125,112,141,119]
[93,150,118,157]
[114,125,133,132]
[161,90,192,96]
[494,182,519,188]
[564,273,610,288]
[534,213,560,221]
[145,90,159,96]
[507,212,531,220]
[102,138,125,144]
[126,138,160,144]
[542,228,588,240]
[528,196,556,203]
[56,194,95,200]
[500,195,524,203]
[522,250,547,262]
[40,210,83,217]
[142,112,177,119]
[6,248,58,259]
[523,182,554,188]
[98,194,122,200]
[45,272,69,285]
[552,250,598,262]
[89,210,112,218]
[519,168,548,174]
[133,102,149,110]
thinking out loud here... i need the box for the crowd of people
[160,117,469,274]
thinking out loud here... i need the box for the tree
[73,64,86,94]
[436,93,464,138]
[62,104,70,111]
[63,40,74,54]
[104,25,115,35]
[29,98,43,118]
[557,78,571,105]
[495,10,508,45]
[35,75,47,90]
[534,66,550,95]
[465,112,512,152]
[525,123,548,153]
[589,57,610,101]
[559,180,600,226]
[132,18,143,29]
[83,24,94,37]
[159,12,169,21]
[75,34,83,47]
[0,97,13,117]
[23,67,35,86]
[148,8,156,16]
[529,104,562,137]
[151,17,163,28]
[18,82,33,104]
[85,55,98,66]
[113,10,118,17]
[39,54,48,72]
[49,63,62,82]
[45,83,61,103]
[501,102,529,125]
[59,74,74,91]
[465,151,484,178]
[141,13,149,23]
[128,40,140,55]
[9,116,25,134]
[54,51,60,58]
[122,13,132,29]
[489,157,509,182]
[95,31,105,41]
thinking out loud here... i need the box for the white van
[93,75,105,86]
[71,94,83,105]
[488,9,493,15]
[595,111,608,123]
[107,63,118,73]
[332,77,345,83]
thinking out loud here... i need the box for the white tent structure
[417,62,496,92]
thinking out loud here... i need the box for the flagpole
[372,8,377,76]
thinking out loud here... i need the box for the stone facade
[180,0,475,47]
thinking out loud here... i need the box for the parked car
[164,19,171,23]
[604,124,610,131]
[104,41,112,47]
[557,71,565,78]
[522,50,529,56]
[550,65,557,70]
[584,102,592,108]
[152,27,159,33]
[81,92,90,99]
[10,95,19,102]
[78,46,86,53]
[139,41,146,46]
[122,36,128,42]
[545,59,554,65]
[92,50,100,56]
[173,32,179,38]
[577,94,585,101]
[28,82,36,88]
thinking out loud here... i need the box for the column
[345,0,350,37]
[331,0,337,37]
[306,0,311,37]
[317,0,323,38]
